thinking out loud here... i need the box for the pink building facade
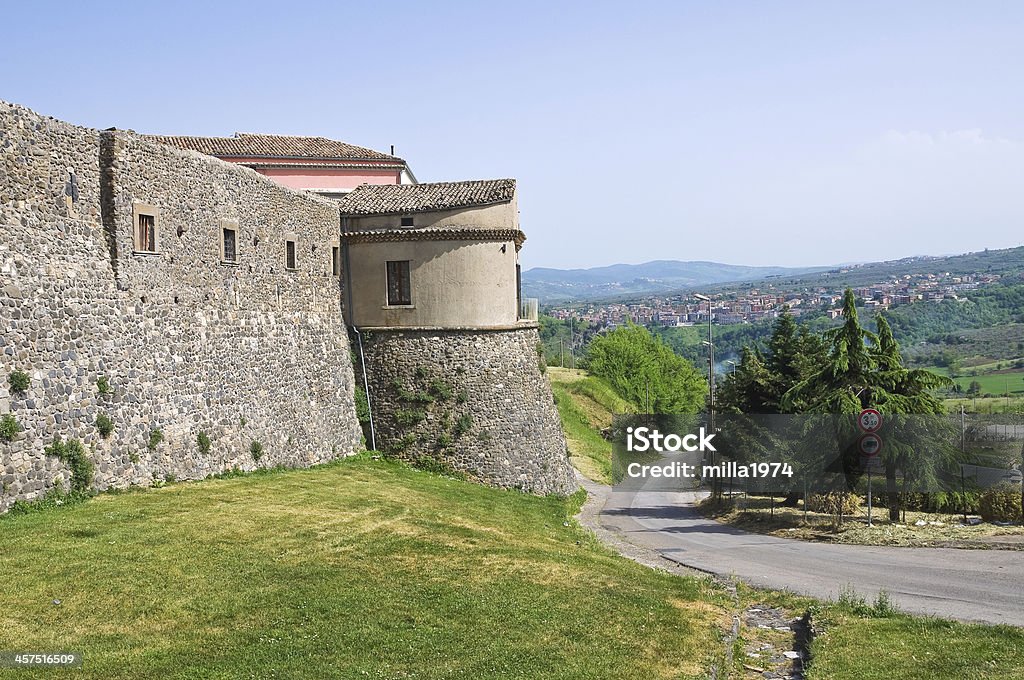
[147,133,416,199]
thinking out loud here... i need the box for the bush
[807,491,861,515]
[147,428,163,452]
[95,413,114,438]
[45,436,94,493]
[980,484,1022,523]
[7,370,30,394]
[453,413,473,438]
[0,413,21,442]
[96,376,112,395]
[197,431,212,455]
[250,440,264,462]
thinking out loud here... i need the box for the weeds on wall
[0,414,22,442]
[386,366,475,457]
[197,431,212,455]
[95,413,114,438]
[147,429,164,452]
[44,436,94,493]
[96,376,112,395]
[7,370,30,394]
[250,440,264,462]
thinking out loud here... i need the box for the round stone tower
[339,180,576,495]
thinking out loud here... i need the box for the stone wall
[0,101,363,512]
[358,326,576,495]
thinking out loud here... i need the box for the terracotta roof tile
[146,133,401,162]
[337,179,515,215]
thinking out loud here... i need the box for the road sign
[858,433,882,457]
[858,408,882,433]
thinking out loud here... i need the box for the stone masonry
[0,101,363,511]
[1,100,575,510]
[358,327,576,496]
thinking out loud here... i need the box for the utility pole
[961,404,968,522]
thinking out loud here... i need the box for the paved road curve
[599,484,1024,626]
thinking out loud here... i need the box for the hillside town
[546,268,1006,328]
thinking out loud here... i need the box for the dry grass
[704,495,1024,548]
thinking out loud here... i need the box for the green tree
[586,323,706,414]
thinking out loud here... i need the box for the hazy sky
[3,1,1023,269]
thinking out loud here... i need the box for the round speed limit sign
[858,408,882,433]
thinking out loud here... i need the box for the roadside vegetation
[548,367,633,484]
[702,494,1024,549]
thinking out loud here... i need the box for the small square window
[133,203,159,253]
[221,221,238,263]
[332,246,341,276]
[386,260,411,305]
[286,240,297,270]
[400,216,414,228]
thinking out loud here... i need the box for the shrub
[45,436,94,493]
[980,484,1022,523]
[95,413,114,438]
[250,440,264,462]
[197,431,212,455]
[355,386,371,424]
[96,376,112,395]
[147,428,163,452]
[807,491,861,515]
[437,433,453,449]
[395,408,426,427]
[0,413,21,442]
[429,379,453,401]
[7,370,30,394]
[453,413,473,438]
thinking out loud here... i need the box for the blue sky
[3,1,1023,269]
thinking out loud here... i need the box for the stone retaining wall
[0,101,363,511]
[358,326,576,495]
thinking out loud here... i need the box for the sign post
[858,410,883,527]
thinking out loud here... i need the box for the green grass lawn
[0,457,730,679]
[810,607,1024,680]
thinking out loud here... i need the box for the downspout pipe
[352,326,377,452]
[341,215,376,452]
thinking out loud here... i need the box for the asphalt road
[599,483,1024,626]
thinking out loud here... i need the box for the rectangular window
[332,246,341,276]
[222,225,238,263]
[400,216,415,227]
[136,214,157,252]
[132,203,160,254]
[386,260,411,306]
[286,240,297,270]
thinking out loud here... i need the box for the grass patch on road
[0,456,730,680]
[810,603,1024,679]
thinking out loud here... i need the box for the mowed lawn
[0,457,730,679]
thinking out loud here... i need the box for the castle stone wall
[1,101,363,511]
[359,326,576,495]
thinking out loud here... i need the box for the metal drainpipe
[352,326,376,452]
[341,216,376,451]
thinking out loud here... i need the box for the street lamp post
[695,294,717,498]
[694,294,714,430]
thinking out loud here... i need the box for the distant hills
[522,246,1024,304]
[521,260,830,303]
